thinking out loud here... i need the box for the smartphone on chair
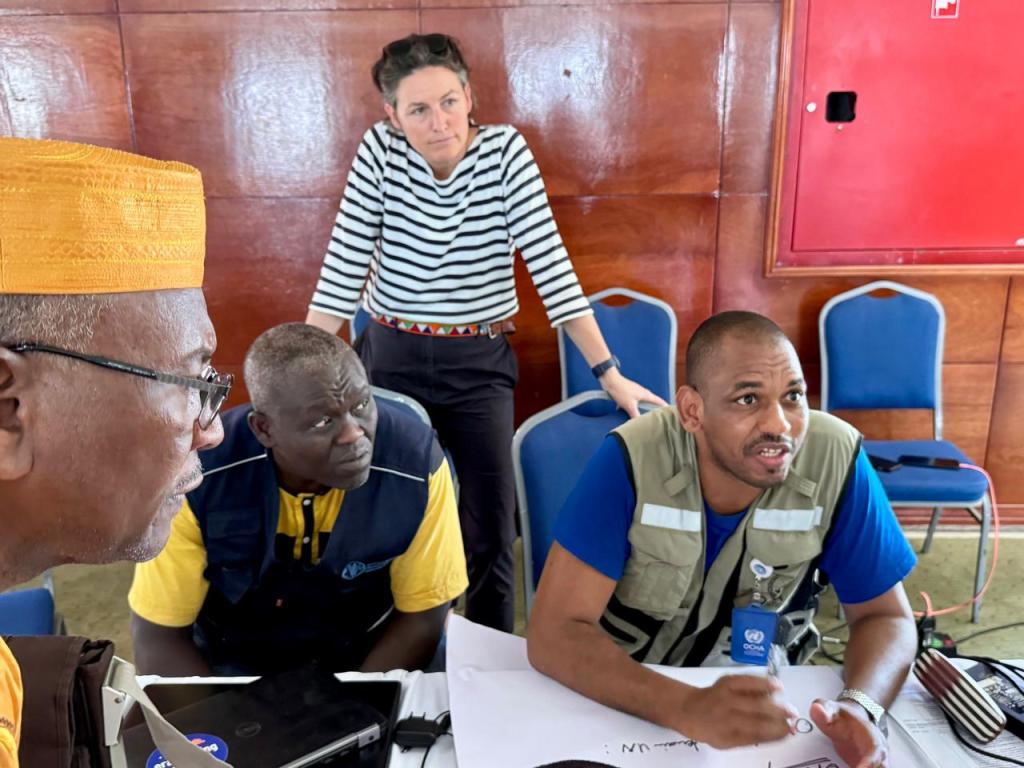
[898,455,961,470]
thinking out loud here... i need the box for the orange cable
[913,463,998,619]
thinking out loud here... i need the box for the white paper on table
[447,615,923,768]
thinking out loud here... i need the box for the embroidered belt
[371,313,516,338]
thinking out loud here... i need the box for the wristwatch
[591,355,621,380]
[837,688,888,736]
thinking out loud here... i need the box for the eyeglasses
[6,342,232,430]
[383,33,453,60]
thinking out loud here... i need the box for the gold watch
[837,688,888,736]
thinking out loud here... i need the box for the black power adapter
[966,660,1024,741]
[918,615,958,657]
[393,712,451,750]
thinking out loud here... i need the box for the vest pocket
[209,564,255,604]
[205,509,262,559]
[204,510,263,603]
[746,529,822,566]
[617,527,701,620]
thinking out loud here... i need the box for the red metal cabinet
[768,0,1024,273]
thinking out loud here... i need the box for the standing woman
[306,33,664,632]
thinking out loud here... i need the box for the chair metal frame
[372,385,462,500]
[371,384,431,426]
[557,287,678,401]
[819,280,991,621]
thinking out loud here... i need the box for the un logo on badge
[744,628,765,644]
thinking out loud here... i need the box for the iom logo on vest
[146,734,229,767]
[341,559,392,580]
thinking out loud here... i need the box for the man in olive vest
[527,311,917,768]
[129,323,467,676]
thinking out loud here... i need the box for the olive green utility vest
[602,407,861,667]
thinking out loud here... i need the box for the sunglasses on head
[384,33,453,59]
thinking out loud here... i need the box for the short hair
[685,311,789,390]
[0,294,114,353]
[372,33,471,108]
[244,322,356,412]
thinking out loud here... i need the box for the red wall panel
[770,0,1024,272]
[791,0,1024,253]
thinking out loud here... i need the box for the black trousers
[358,321,517,632]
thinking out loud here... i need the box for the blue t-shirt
[553,437,917,605]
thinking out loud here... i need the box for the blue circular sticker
[145,733,229,767]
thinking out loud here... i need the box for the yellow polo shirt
[0,637,21,768]
[129,457,466,626]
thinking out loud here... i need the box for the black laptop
[122,665,400,768]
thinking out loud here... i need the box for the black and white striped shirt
[309,122,592,328]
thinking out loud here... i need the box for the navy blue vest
[187,399,434,673]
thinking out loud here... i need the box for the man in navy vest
[128,323,467,675]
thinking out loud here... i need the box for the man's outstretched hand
[810,698,889,768]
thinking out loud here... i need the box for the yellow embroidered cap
[0,137,205,294]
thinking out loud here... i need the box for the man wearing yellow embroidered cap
[0,137,229,767]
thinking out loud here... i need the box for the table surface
[137,664,1024,768]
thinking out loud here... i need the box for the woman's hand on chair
[599,368,667,418]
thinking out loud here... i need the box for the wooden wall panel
[121,10,416,197]
[716,194,874,358]
[0,1,115,14]
[510,194,717,420]
[120,1,401,10]
[987,364,1024,505]
[420,0,720,8]
[1001,278,1024,363]
[0,15,131,149]
[203,196,338,366]
[714,195,1009,364]
[835,363,998,465]
[722,2,780,194]
[718,203,999,451]
[422,5,727,196]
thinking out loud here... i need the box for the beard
[706,437,792,490]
